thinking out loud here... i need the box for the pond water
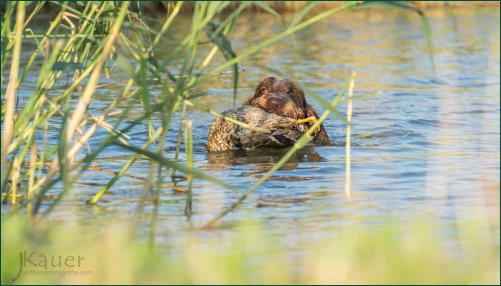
[3,8,500,256]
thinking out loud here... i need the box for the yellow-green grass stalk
[17,3,139,215]
[42,80,138,209]
[173,2,251,176]
[5,37,65,191]
[6,4,110,179]
[0,2,15,76]
[87,126,163,205]
[184,121,194,220]
[171,102,188,179]
[10,156,21,209]
[37,96,141,216]
[27,119,38,215]
[42,2,131,190]
[150,79,185,244]
[83,65,182,206]
[1,1,25,191]
[130,85,178,236]
[86,85,172,207]
[63,2,130,154]
[345,73,355,201]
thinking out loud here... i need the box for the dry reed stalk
[42,3,131,187]
[345,73,356,201]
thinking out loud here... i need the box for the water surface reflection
[2,8,499,253]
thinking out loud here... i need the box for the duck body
[205,106,304,152]
[205,77,334,152]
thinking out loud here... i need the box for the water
[2,8,500,254]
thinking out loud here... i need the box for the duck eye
[288,90,294,95]
[260,88,267,94]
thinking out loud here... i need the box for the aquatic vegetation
[1,215,499,284]
[2,0,405,226]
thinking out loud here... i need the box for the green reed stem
[184,121,194,220]
[172,102,188,179]
[1,1,25,192]
[43,2,130,188]
[28,3,131,215]
[27,114,38,215]
[40,92,139,216]
[130,97,173,236]
[149,1,183,52]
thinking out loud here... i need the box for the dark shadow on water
[205,144,327,174]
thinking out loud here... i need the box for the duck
[205,77,334,152]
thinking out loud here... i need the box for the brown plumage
[205,77,334,152]
[244,77,333,146]
[205,106,304,152]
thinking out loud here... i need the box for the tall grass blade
[171,103,187,180]
[184,121,194,220]
[0,2,15,77]
[253,1,282,18]
[203,20,239,100]
[287,1,321,47]
[345,73,356,201]
[288,1,321,28]
[1,2,25,192]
